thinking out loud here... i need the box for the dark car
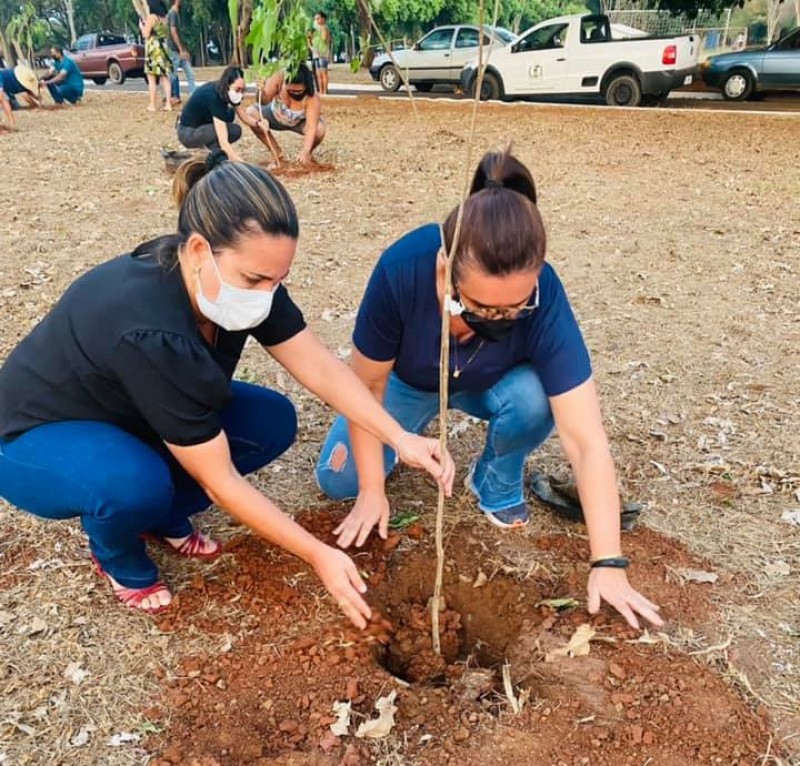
[71,31,145,85]
[700,27,800,100]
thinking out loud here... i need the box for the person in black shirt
[178,65,271,162]
[0,152,454,623]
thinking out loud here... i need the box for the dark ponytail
[469,149,537,203]
[148,150,298,268]
[443,148,545,280]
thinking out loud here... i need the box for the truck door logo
[528,64,543,79]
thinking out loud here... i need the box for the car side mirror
[413,42,421,51]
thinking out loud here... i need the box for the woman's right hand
[395,432,455,496]
[310,544,371,629]
[334,489,390,549]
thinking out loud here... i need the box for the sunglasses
[454,283,539,322]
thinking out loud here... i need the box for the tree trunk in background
[356,0,373,69]
[0,28,14,67]
[236,0,252,66]
[767,0,782,41]
[795,0,800,27]
[61,0,77,46]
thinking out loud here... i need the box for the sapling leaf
[389,511,421,530]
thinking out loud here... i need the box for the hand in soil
[588,567,662,629]
[311,544,372,629]
[297,150,315,167]
[395,434,455,495]
[334,489,390,549]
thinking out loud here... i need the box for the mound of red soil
[148,509,779,766]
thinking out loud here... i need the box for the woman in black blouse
[0,152,453,626]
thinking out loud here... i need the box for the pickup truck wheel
[471,72,501,101]
[379,65,401,92]
[605,74,641,107]
[92,77,108,86]
[721,70,753,101]
[108,61,125,85]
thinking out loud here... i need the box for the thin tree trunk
[236,0,253,66]
[0,28,14,67]
[61,0,77,46]
[356,0,373,68]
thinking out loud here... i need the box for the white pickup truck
[461,13,698,106]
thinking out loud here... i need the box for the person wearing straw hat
[315,148,662,632]
[0,64,41,110]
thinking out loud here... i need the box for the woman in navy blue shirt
[317,150,661,629]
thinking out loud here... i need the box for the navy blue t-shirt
[0,68,27,96]
[353,223,592,397]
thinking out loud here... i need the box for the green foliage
[228,0,240,34]
[7,2,51,60]
[246,0,279,73]
[246,0,310,79]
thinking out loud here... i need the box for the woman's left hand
[587,567,662,630]
[395,432,455,496]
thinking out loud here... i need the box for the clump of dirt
[148,509,781,766]
[261,161,335,179]
[379,604,461,684]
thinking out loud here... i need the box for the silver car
[369,25,516,92]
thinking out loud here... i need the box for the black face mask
[462,314,516,342]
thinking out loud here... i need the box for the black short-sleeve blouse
[0,237,306,445]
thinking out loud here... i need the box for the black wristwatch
[590,556,630,569]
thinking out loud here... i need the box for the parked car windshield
[489,26,517,44]
[75,34,93,51]
[772,27,800,50]
[419,28,455,51]
[514,23,570,52]
[456,28,491,48]
[98,32,126,46]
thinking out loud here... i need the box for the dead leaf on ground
[355,691,397,739]
[545,624,596,662]
[329,700,351,737]
[675,568,719,584]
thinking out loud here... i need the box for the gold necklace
[452,339,485,379]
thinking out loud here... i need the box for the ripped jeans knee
[329,442,348,473]
[315,432,361,501]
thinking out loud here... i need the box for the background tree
[6,2,51,63]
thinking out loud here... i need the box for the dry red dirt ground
[146,511,777,766]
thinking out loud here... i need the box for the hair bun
[484,178,504,189]
[205,149,228,172]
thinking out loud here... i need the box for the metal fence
[607,9,750,58]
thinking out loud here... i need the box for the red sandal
[143,530,223,560]
[91,554,172,614]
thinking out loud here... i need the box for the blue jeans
[316,366,554,513]
[46,82,82,104]
[0,382,295,588]
[169,51,196,97]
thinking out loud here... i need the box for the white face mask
[196,249,274,332]
[228,88,243,105]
